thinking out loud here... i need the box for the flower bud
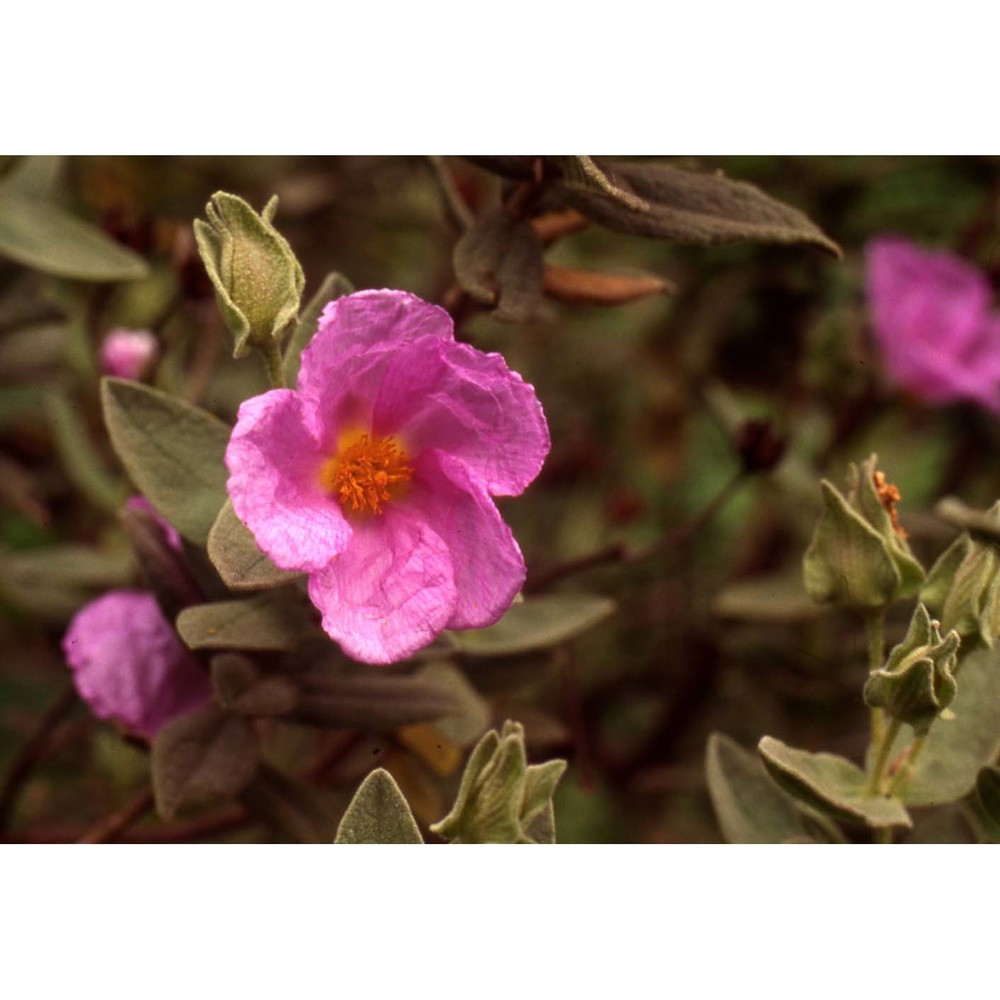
[193,191,305,358]
[429,720,566,843]
[863,603,959,736]
[921,501,1000,651]
[98,328,158,380]
[803,454,924,610]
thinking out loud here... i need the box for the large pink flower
[63,590,212,738]
[865,236,1000,414]
[226,289,550,664]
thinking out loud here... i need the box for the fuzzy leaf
[759,736,911,828]
[291,669,463,729]
[176,592,312,652]
[335,768,424,844]
[453,209,544,323]
[554,158,841,257]
[239,763,337,843]
[711,571,823,624]
[283,271,354,383]
[0,188,149,281]
[970,766,1000,843]
[707,733,818,843]
[101,378,230,544]
[892,647,1000,806]
[151,705,259,819]
[416,661,491,747]
[207,499,301,591]
[453,595,615,656]
[210,653,300,716]
[803,480,902,608]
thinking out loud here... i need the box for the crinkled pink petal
[62,590,211,738]
[408,449,525,630]
[298,289,453,403]
[307,508,457,664]
[372,337,550,497]
[866,237,996,403]
[226,389,351,572]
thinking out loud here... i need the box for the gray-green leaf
[335,768,424,844]
[207,499,301,591]
[452,595,615,656]
[759,735,911,828]
[176,592,313,652]
[151,706,259,819]
[0,187,148,281]
[101,377,230,544]
[707,732,822,843]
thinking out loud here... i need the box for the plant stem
[0,685,77,832]
[76,786,155,844]
[526,470,746,592]
[863,609,887,748]
[261,342,287,388]
[887,736,926,797]
[866,717,902,796]
[428,156,474,232]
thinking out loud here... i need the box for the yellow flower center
[320,429,413,515]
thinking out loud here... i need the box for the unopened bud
[863,604,959,736]
[430,720,566,844]
[193,192,304,357]
[803,454,924,610]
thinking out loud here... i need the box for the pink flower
[125,495,183,551]
[865,236,1000,414]
[99,328,158,380]
[226,289,550,664]
[63,590,212,738]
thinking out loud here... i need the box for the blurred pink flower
[125,495,182,551]
[99,328,158,380]
[226,289,550,664]
[62,590,211,738]
[865,236,1000,414]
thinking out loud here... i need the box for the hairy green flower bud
[193,192,305,358]
[863,603,960,736]
[430,720,567,844]
[803,454,924,610]
[922,501,1000,652]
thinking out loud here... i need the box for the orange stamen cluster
[873,470,907,538]
[322,433,412,515]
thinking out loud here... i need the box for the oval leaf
[335,768,423,844]
[291,669,463,729]
[211,653,300,716]
[706,733,816,843]
[453,595,616,657]
[896,647,1000,806]
[0,188,149,281]
[555,158,841,257]
[151,705,259,819]
[453,209,544,323]
[101,378,231,543]
[177,592,313,652]
[208,499,301,591]
[759,735,911,828]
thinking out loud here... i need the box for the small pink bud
[99,328,158,380]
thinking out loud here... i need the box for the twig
[428,156,474,232]
[559,645,594,790]
[0,685,78,832]
[76,786,155,844]
[526,471,747,593]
